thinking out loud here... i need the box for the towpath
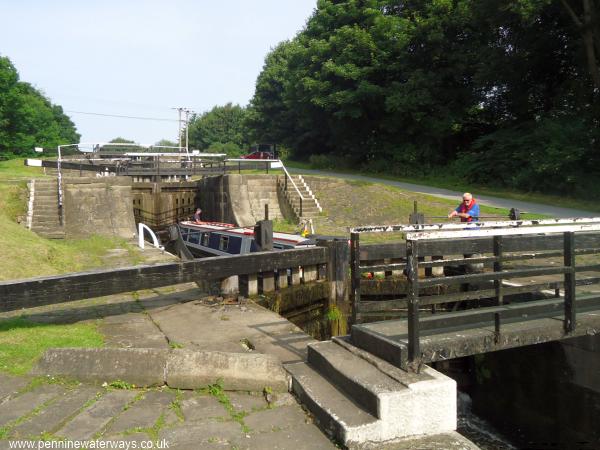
[290,168,597,218]
[0,283,477,449]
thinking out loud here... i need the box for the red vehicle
[241,143,276,159]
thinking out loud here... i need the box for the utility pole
[172,107,192,156]
[184,108,191,154]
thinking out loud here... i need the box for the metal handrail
[279,160,305,216]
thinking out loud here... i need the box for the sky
[0,0,316,147]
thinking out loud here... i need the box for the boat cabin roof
[179,221,312,246]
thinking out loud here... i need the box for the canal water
[457,391,518,450]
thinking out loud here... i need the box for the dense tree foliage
[154,139,178,148]
[248,0,600,197]
[187,103,250,156]
[98,137,139,153]
[0,56,79,157]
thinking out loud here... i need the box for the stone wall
[131,182,199,224]
[197,175,286,226]
[62,177,136,239]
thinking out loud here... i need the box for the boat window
[188,232,200,244]
[226,236,242,254]
[219,235,229,251]
[201,233,209,246]
[180,229,189,240]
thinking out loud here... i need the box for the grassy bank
[0,159,141,281]
[277,176,521,243]
[0,317,104,375]
[287,160,600,214]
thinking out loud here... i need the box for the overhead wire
[65,110,179,122]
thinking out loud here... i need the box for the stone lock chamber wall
[197,174,286,226]
[62,177,136,239]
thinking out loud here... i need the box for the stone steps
[30,229,66,239]
[307,341,408,419]
[28,179,65,239]
[285,361,378,445]
[31,218,61,226]
[280,176,322,219]
[285,337,457,446]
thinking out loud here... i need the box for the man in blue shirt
[448,192,480,222]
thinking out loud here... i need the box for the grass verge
[0,317,104,375]
[0,159,143,280]
[285,159,600,214]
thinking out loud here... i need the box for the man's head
[196,208,202,213]
[462,193,472,203]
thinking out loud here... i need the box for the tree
[99,137,139,153]
[248,0,600,197]
[154,139,179,148]
[0,55,80,157]
[187,103,250,154]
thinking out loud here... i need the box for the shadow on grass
[0,286,203,327]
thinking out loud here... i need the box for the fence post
[564,231,576,332]
[254,220,274,292]
[350,232,361,325]
[406,238,420,369]
[493,235,504,305]
[317,237,350,336]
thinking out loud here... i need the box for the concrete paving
[0,279,479,449]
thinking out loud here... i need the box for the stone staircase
[28,179,65,239]
[245,175,284,222]
[284,336,456,447]
[278,175,322,221]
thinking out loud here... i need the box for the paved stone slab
[10,387,99,439]
[270,392,297,408]
[159,420,245,448]
[57,390,138,440]
[180,392,228,421]
[0,384,65,427]
[101,313,169,349]
[102,325,168,349]
[105,390,175,434]
[149,301,316,365]
[103,432,154,444]
[244,405,310,434]
[228,392,268,412]
[0,374,31,403]
[239,423,336,449]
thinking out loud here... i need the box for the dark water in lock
[457,391,518,450]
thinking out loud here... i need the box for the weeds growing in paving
[168,389,185,422]
[106,380,137,390]
[0,389,62,439]
[200,380,251,433]
[19,375,81,394]
[0,317,104,375]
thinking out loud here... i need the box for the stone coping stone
[33,347,289,392]
[166,349,289,392]
[32,348,168,387]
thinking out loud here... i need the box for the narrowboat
[178,221,312,257]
